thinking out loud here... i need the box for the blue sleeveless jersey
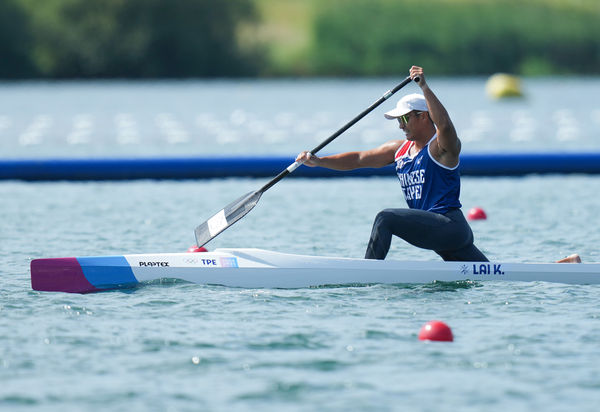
[394,136,462,214]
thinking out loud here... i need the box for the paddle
[194,76,417,247]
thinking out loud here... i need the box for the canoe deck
[30,248,600,293]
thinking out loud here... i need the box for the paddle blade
[194,191,262,247]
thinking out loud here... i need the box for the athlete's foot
[556,254,582,263]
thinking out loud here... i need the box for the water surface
[1,78,600,411]
[2,176,600,411]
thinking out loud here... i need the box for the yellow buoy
[485,73,523,99]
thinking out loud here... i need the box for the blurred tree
[19,0,261,78]
[0,0,36,78]
[6,0,599,78]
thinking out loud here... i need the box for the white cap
[384,93,429,119]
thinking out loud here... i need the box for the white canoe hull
[31,248,600,293]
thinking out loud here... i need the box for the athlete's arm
[296,140,402,171]
[410,66,460,167]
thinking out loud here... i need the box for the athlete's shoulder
[380,139,404,150]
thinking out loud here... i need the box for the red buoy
[467,207,487,221]
[187,245,208,253]
[418,320,454,342]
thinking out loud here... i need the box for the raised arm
[296,140,402,171]
[410,66,461,164]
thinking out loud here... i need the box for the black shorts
[365,208,489,262]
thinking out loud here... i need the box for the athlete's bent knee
[374,209,397,227]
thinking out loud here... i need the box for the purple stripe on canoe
[31,258,100,294]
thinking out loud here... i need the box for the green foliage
[14,0,261,78]
[1,0,599,78]
[310,0,600,76]
[0,0,36,78]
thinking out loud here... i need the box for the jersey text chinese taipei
[394,135,461,214]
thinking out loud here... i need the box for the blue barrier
[1,153,600,181]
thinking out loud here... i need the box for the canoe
[30,248,600,294]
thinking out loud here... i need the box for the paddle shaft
[259,76,415,193]
[195,76,416,247]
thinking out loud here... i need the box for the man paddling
[296,66,488,262]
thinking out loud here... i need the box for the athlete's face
[397,111,423,139]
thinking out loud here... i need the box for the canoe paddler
[296,65,489,262]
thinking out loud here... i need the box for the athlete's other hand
[296,151,320,167]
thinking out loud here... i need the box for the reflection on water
[0,78,599,158]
